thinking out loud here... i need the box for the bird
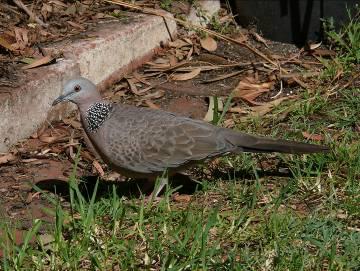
[52,77,329,197]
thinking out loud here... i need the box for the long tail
[222,130,329,154]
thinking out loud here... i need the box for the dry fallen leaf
[49,0,68,8]
[0,153,16,165]
[40,3,53,20]
[251,32,269,48]
[103,171,121,182]
[12,27,29,51]
[223,118,235,128]
[186,45,194,60]
[63,118,82,129]
[65,4,77,15]
[39,135,57,144]
[22,56,54,70]
[26,191,41,204]
[93,160,105,177]
[171,67,201,81]
[168,55,178,66]
[126,78,141,95]
[132,71,150,86]
[152,57,169,64]
[140,90,165,101]
[172,193,191,203]
[81,150,94,161]
[0,35,15,51]
[168,39,190,49]
[67,21,85,30]
[302,131,324,141]
[241,97,290,120]
[21,158,39,163]
[183,37,193,45]
[228,107,247,114]
[197,53,229,65]
[232,77,275,105]
[200,36,217,52]
[175,48,187,60]
[312,49,336,57]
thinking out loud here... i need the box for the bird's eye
[74,84,81,92]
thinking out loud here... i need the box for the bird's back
[100,104,233,176]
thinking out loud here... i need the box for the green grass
[321,7,359,80]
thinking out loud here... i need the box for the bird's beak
[52,93,71,106]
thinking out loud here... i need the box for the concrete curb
[0,13,177,152]
[187,0,221,26]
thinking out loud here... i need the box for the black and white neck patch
[85,102,112,132]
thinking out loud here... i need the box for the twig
[12,0,47,27]
[201,70,244,83]
[271,80,283,99]
[327,73,360,96]
[162,17,174,42]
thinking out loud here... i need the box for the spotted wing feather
[102,105,232,174]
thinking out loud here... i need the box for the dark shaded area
[231,0,358,45]
[33,167,302,203]
[35,172,200,201]
[210,167,293,181]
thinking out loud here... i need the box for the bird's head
[52,77,101,106]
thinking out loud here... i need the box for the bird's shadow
[34,177,153,201]
[210,167,293,181]
[34,168,295,202]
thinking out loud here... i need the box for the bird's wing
[103,105,231,174]
[138,120,231,172]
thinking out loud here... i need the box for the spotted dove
[53,78,329,194]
